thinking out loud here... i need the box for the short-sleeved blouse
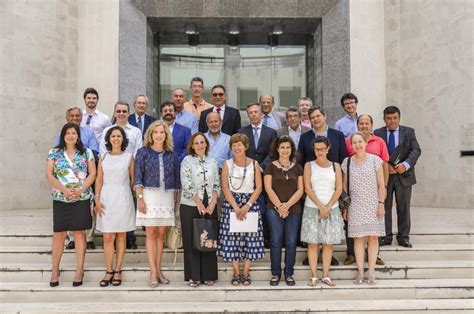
[264,162,303,214]
[47,148,94,202]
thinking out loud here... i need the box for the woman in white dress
[95,126,135,287]
[134,121,180,288]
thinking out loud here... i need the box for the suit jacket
[128,113,156,138]
[374,125,421,186]
[172,122,191,164]
[268,110,287,130]
[199,105,241,136]
[238,124,277,166]
[276,125,311,137]
[297,128,347,165]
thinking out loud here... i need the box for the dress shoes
[87,241,96,250]
[331,257,339,266]
[343,255,355,265]
[65,241,75,250]
[127,241,138,250]
[376,256,385,265]
[380,238,392,246]
[398,239,413,248]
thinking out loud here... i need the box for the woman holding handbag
[301,136,344,287]
[180,132,220,287]
[217,133,264,286]
[134,121,180,288]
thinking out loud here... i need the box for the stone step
[1,244,472,264]
[1,260,472,282]
[1,299,473,313]
[1,232,472,247]
[1,279,472,303]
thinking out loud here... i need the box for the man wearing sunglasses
[198,85,241,136]
[81,87,112,144]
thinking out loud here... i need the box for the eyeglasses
[116,110,128,113]
[343,101,356,106]
[212,93,225,97]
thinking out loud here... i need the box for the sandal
[353,273,364,285]
[204,280,214,286]
[112,270,122,286]
[321,277,336,287]
[307,277,318,286]
[158,276,170,284]
[231,275,241,286]
[99,271,115,287]
[367,274,377,285]
[188,279,199,288]
[269,276,280,286]
[242,275,252,286]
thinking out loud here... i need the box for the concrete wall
[349,0,386,123]
[0,0,119,210]
[384,0,473,208]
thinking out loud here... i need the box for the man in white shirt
[100,101,143,157]
[80,87,112,144]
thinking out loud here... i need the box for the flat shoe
[188,280,199,288]
[307,277,318,286]
[367,274,377,285]
[204,280,214,286]
[231,275,241,286]
[321,277,336,287]
[353,274,364,285]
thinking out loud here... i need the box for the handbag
[165,226,183,250]
[192,217,218,252]
[333,158,351,211]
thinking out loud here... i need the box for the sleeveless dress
[96,152,136,232]
[342,154,386,237]
[300,161,344,244]
[217,159,265,262]
[136,152,175,227]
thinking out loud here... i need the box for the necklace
[277,160,292,180]
[229,158,247,190]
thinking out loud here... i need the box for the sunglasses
[116,110,128,114]
[212,93,225,97]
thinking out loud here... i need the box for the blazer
[238,124,277,165]
[172,122,191,164]
[269,110,287,130]
[128,113,156,138]
[276,125,311,137]
[374,125,421,186]
[199,105,242,136]
[297,127,347,165]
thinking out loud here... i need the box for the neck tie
[253,127,260,148]
[137,116,143,133]
[388,130,396,155]
[263,114,269,126]
[86,115,92,125]
[216,107,221,116]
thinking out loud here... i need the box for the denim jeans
[265,208,302,277]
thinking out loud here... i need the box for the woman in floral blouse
[180,132,220,287]
[45,123,96,287]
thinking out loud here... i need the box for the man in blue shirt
[335,93,359,138]
[172,88,198,134]
[204,112,231,170]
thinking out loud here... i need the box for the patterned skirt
[300,205,344,244]
[217,192,265,262]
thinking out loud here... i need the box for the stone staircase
[0,207,472,313]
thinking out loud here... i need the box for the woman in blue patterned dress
[217,133,264,286]
[45,123,96,287]
[134,121,180,288]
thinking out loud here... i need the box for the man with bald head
[259,94,287,131]
[128,95,156,139]
[172,88,198,134]
[204,112,231,170]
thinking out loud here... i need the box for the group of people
[45,78,421,289]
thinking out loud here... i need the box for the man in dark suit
[374,106,421,248]
[276,107,311,150]
[298,106,347,165]
[161,101,191,163]
[128,95,156,138]
[199,85,241,136]
[238,102,277,166]
[297,106,347,266]
[260,94,287,130]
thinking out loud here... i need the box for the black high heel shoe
[99,271,115,287]
[50,270,60,287]
[72,271,84,287]
[111,270,122,286]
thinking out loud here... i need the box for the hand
[72,188,83,199]
[376,204,385,220]
[319,206,330,219]
[206,200,217,215]
[63,188,75,200]
[238,204,250,220]
[278,203,289,218]
[137,198,147,214]
[95,201,106,217]
[197,202,206,215]
[388,165,397,174]
[342,209,348,221]
[395,164,406,174]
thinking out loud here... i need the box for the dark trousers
[385,174,412,241]
[180,204,218,282]
[266,209,302,277]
